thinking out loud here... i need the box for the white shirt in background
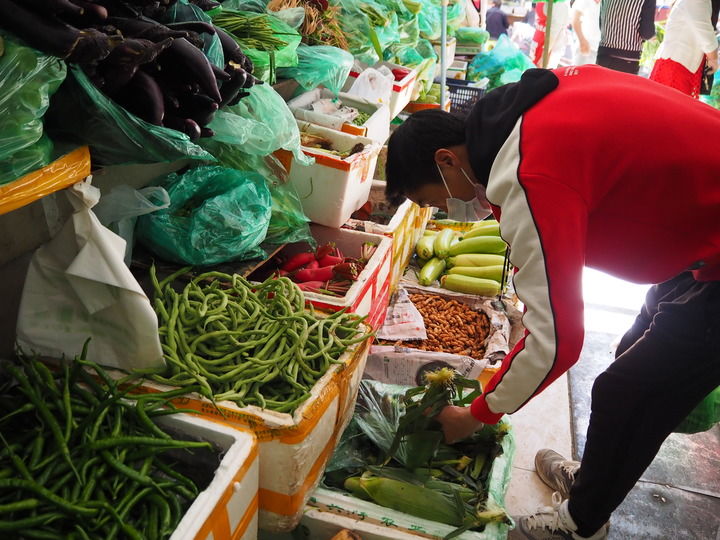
[573,0,601,51]
[655,0,718,72]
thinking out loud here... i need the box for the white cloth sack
[16,178,164,370]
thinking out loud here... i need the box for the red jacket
[469,65,720,424]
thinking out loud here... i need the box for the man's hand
[579,37,591,56]
[706,50,719,75]
[435,405,484,444]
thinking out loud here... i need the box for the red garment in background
[529,3,547,66]
[649,57,705,99]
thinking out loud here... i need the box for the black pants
[596,50,640,75]
[567,273,720,537]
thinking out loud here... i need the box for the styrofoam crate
[342,61,418,119]
[447,60,469,80]
[163,414,259,540]
[432,37,457,77]
[274,121,381,228]
[287,89,391,143]
[248,224,393,330]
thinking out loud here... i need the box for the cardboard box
[274,121,381,228]
[287,89,391,143]
[343,62,418,119]
[249,224,393,330]
[130,339,371,533]
[163,414,259,540]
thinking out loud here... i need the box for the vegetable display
[266,0,349,50]
[326,373,511,537]
[415,220,510,296]
[0,0,259,141]
[148,266,373,413]
[378,293,491,359]
[0,348,213,539]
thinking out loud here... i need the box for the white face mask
[436,164,493,222]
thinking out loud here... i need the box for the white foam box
[248,223,393,330]
[162,414,258,540]
[447,60,469,80]
[432,36,458,76]
[455,42,485,56]
[342,61,419,119]
[344,182,433,295]
[274,121,381,228]
[287,88,391,144]
[131,338,371,533]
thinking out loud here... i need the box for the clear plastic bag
[94,185,171,266]
[277,44,354,95]
[455,26,490,44]
[45,67,215,167]
[468,34,535,90]
[0,32,66,185]
[346,67,394,105]
[136,165,272,265]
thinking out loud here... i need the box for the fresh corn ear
[416,235,435,259]
[448,236,507,257]
[419,257,446,286]
[344,477,371,500]
[470,219,498,229]
[463,222,500,239]
[423,229,439,236]
[447,265,505,281]
[433,228,456,259]
[359,477,465,526]
[441,274,501,296]
[447,253,506,268]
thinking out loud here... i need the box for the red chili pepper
[317,254,344,267]
[333,261,362,280]
[294,266,335,283]
[296,280,326,291]
[315,242,335,260]
[305,259,320,270]
[281,251,316,272]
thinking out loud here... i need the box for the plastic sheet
[136,165,271,265]
[277,44,354,95]
[0,32,66,186]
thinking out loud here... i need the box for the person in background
[572,0,601,64]
[384,65,720,540]
[529,1,571,68]
[597,0,657,74]
[486,0,510,39]
[649,0,720,98]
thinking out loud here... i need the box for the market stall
[0,0,528,538]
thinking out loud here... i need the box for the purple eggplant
[98,37,173,94]
[188,0,220,10]
[159,37,222,103]
[106,17,189,42]
[200,127,214,138]
[213,25,254,74]
[210,63,231,81]
[177,93,219,126]
[115,70,165,125]
[165,21,215,35]
[23,0,84,17]
[163,115,202,141]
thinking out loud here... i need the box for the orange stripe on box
[257,432,338,515]
[341,123,366,137]
[195,446,259,540]
[232,494,259,540]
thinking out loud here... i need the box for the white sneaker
[534,448,580,499]
[508,492,609,540]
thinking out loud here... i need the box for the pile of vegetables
[269,241,377,296]
[415,219,510,296]
[325,369,511,537]
[0,348,214,539]
[299,130,365,158]
[266,0,349,50]
[414,82,450,105]
[147,266,373,413]
[0,0,260,141]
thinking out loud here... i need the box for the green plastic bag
[417,0,465,41]
[456,27,490,45]
[0,32,66,185]
[337,0,401,65]
[205,82,309,162]
[162,0,224,68]
[277,44,354,95]
[136,165,271,265]
[468,34,535,90]
[45,66,214,167]
[203,145,313,246]
[674,387,720,434]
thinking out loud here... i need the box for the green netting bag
[136,165,271,265]
[202,145,313,246]
[455,27,490,44]
[0,32,66,185]
[162,0,224,68]
[277,44,354,95]
[674,387,720,434]
[204,82,309,162]
[45,66,214,167]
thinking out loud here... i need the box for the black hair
[385,109,466,206]
[493,0,502,6]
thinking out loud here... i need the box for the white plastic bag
[346,67,394,106]
[16,178,164,370]
[93,185,170,266]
